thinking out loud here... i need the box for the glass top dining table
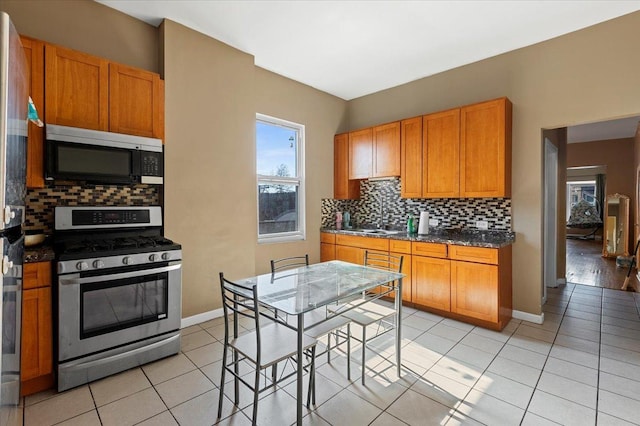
[235,260,405,425]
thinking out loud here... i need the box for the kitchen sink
[355,229,401,235]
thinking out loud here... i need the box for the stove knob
[76,261,89,271]
[161,252,171,261]
[149,254,159,262]
[122,256,132,265]
[93,260,105,269]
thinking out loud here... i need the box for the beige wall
[568,138,635,251]
[2,0,159,72]
[253,68,348,274]
[348,11,640,315]
[543,128,567,281]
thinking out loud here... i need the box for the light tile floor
[8,283,640,425]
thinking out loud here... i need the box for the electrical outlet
[428,218,439,227]
[476,220,489,230]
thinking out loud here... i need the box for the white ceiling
[97,0,640,141]
[567,116,640,144]
[97,0,640,101]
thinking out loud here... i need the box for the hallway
[566,239,637,290]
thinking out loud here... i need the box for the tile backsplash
[26,183,160,233]
[322,178,511,230]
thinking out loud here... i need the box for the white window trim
[256,113,306,244]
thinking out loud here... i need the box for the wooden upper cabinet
[109,63,162,138]
[400,117,422,198]
[349,128,373,179]
[373,122,400,177]
[423,108,460,198]
[334,133,359,199]
[460,97,512,198]
[21,36,45,189]
[45,44,109,131]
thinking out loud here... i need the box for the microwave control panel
[141,152,163,176]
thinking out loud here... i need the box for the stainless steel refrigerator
[0,11,28,411]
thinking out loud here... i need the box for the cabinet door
[334,133,359,199]
[45,44,109,131]
[400,117,422,198]
[389,253,412,302]
[460,98,512,198]
[412,256,451,311]
[373,122,400,177]
[423,108,460,198]
[335,245,363,264]
[349,128,373,179]
[21,37,45,189]
[320,242,336,262]
[21,287,53,382]
[451,261,498,322]
[109,63,162,138]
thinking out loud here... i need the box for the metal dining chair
[217,272,317,424]
[339,251,403,385]
[269,255,353,401]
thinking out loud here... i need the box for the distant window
[256,114,305,243]
[567,180,596,221]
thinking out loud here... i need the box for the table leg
[396,277,402,378]
[296,314,304,425]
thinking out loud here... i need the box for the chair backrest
[363,251,403,294]
[219,272,261,345]
[270,254,310,273]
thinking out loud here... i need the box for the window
[566,180,596,221]
[256,114,305,243]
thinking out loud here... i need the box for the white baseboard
[181,308,224,328]
[512,310,545,325]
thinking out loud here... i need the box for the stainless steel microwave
[45,124,163,185]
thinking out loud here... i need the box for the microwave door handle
[59,263,181,286]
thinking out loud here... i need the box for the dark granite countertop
[24,244,55,263]
[321,228,515,248]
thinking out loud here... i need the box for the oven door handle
[59,263,181,285]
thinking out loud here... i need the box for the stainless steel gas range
[53,206,182,391]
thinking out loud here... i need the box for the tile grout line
[518,283,575,425]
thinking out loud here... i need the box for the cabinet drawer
[389,239,411,254]
[320,232,336,244]
[449,245,498,265]
[24,263,52,290]
[335,234,389,251]
[411,242,448,258]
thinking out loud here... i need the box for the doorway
[551,116,640,290]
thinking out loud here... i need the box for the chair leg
[217,343,228,420]
[346,323,351,381]
[252,366,260,425]
[306,346,316,408]
[327,331,333,364]
[233,354,240,406]
[361,326,366,386]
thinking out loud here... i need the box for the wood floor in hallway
[566,238,638,290]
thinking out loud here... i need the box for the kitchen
[2,1,640,425]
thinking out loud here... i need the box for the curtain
[595,173,606,220]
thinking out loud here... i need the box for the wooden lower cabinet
[21,262,54,396]
[412,255,450,311]
[320,233,512,330]
[320,243,336,262]
[450,261,498,322]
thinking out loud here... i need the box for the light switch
[428,218,439,226]
[476,220,489,230]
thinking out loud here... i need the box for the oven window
[81,273,168,339]
[58,144,131,177]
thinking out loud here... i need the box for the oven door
[57,262,181,362]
